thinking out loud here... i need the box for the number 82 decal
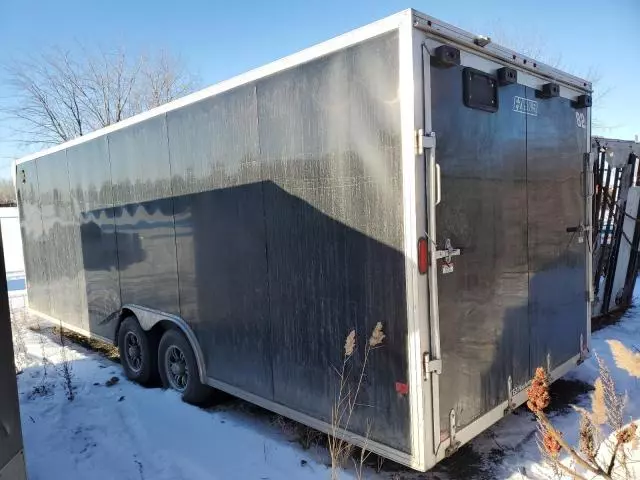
[575,111,587,129]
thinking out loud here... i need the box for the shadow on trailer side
[30,180,413,456]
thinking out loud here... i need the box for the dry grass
[51,326,120,363]
[578,411,596,461]
[9,296,115,402]
[369,323,385,348]
[527,341,640,480]
[329,322,385,479]
[57,326,75,401]
[344,331,355,357]
[608,340,640,378]
[10,306,29,372]
[34,316,50,385]
[9,296,55,398]
[596,354,626,431]
[592,377,607,425]
[270,415,323,451]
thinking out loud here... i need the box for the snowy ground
[468,297,640,480]
[10,288,640,480]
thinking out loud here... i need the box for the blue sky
[1,0,638,177]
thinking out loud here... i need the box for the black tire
[158,329,212,405]
[117,316,158,385]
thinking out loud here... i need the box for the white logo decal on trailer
[512,96,538,116]
[575,112,587,129]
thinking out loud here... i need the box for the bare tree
[2,46,199,146]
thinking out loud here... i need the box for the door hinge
[578,333,590,365]
[445,409,460,456]
[416,129,436,153]
[504,376,516,414]
[423,352,442,379]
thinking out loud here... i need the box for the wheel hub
[170,362,185,376]
[165,345,189,392]
[124,331,143,373]
[128,345,140,359]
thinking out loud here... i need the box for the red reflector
[418,237,428,274]
[395,382,409,395]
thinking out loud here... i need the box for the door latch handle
[434,238,461,263]
[566,223,588,234]
[566,224,586,243]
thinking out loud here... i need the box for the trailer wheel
[117,316,158,385]
[158,329,212,405]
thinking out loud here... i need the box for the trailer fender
[119,304,207,383]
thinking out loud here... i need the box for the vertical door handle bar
[435,163,442,205]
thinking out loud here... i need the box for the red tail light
[418,237,428,274]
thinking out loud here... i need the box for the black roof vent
[432,45,460,68]
[537,82,560,99]
[572,94,592,109]
[497,67,517,86]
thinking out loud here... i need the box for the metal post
[0,223,27,480]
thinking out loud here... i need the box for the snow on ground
[10,292,347,480]
[465,290,640,480]
[10,285,640,480]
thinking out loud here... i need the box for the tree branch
[1,45,199,146]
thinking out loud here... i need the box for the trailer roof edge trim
[411,10,591,94]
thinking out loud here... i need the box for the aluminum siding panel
[68,138,119,339]
[167,86,273,398]
[257,32,410,451]
[107,117,180,317]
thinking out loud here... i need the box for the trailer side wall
[17,31,412,452]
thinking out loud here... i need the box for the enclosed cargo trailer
[14,9,592,471]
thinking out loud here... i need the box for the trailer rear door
[525,88,588,373]
[427,58,588,442]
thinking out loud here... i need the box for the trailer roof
[15,8,591,167]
